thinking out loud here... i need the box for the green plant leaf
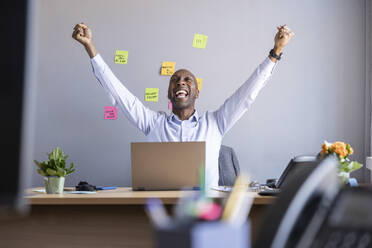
[60,160,66,169]
[46,168,57,176]
[348,161,362,172]
[37,168,47,176]
[57,167,66,177]
[66,168,75,175]
[49,158,56,168]
[40,161,49,170]
[34,160,42,168]
[37,147,74,177]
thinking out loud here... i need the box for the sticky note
[145,88,159,102]
[196,78,202,91]
[192,34,208,49]
[114,50,128,64]
[168,100,172,110]
[161,62,176,76]
[104,106,117,120]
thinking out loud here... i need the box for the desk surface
[26,187,274,205]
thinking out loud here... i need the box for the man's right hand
[72,23,97,58]
[72,23,92,45]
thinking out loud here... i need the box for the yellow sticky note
[192,34,208,49]
[196,78,202,91]
[114,50,128,64]
[161,62,176,75]
[145,88,159,102]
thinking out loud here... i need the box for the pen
[96,186,117,190]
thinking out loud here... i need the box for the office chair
[218,145,240,186]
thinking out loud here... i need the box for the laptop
[131,142,205,190]
[258,155,319,196]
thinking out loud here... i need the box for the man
[72,23,294,188]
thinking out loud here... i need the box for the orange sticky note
[161,61,176,75]
[196,78,202,91]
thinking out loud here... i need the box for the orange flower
[331,141,348,158]
[321,143,328,155]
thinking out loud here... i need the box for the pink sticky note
[104,106,117,120]
[168,101,172,110]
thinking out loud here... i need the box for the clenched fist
[72,23,97,58]
[274,25,294,51]
[269,25,294,62]
[72,23,93,45]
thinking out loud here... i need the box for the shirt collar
[169,110,199,123]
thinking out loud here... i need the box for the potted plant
[320,141,362,183]
[34,147,75,194]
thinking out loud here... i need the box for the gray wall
[31,0,367,187]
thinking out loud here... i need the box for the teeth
[176,90,187,96]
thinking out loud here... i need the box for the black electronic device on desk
[254,156,340,248]
[258,155,318,196]
[308,186,372,248]
[253,156,372,248]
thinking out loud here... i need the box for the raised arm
[216,25,294,136]
[72,23,159,135]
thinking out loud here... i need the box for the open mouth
[175,90,188,99]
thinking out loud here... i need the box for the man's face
[168,69,199,110]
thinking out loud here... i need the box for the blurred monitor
[0,0,37,215]
[254,157,340,248]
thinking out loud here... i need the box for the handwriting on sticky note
[104,106,117,120]
[161,62,176,76]
[196,78,202,91]
[145,88,159,102]
[114,50,128,64]
[192,34,208,49]
[168,100,172,110]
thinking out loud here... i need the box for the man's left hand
[273,25,294,56]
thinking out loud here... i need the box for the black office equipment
[76,181,96,191]
[307,186,372,248]
[258,155,318,196]
[0,0,33,215]
[254,156,341,248]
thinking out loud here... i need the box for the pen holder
[155,221,250,248]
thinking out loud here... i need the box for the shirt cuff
[90,53,104,66]
[262,56,277,75]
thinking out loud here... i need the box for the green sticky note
[145,88,159,102]
[192,33,208,49]
[114,50,128,64]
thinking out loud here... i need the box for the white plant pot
[44,176,65,194]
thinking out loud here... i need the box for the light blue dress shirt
[91,54,276,188]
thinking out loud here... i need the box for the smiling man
[168,69,199,120]
[72,23,294,188]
